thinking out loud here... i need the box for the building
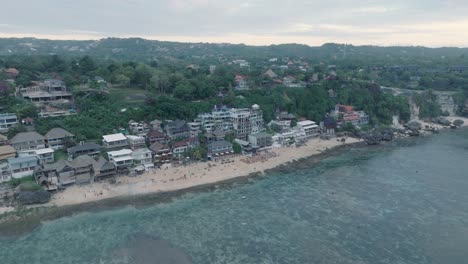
[21,79,72,103]
[10,132,46,151]
[132,148,152,165]
[149,119,163,131]
[231,105,264,140]
[196,106,234,132]
[264,69,278,78]
[126,135,147,150]
[107,149,133,169]
[331,105,369,127]
[149,142,172,164]
[69,155,96,184]
[0,113,18,133]
[204,128,226,142]
[234,75,249,90]
[0,145,16,161]
[8,156,39,179]
[146,130,167,145]
[248,132,273,148]
[18,148,55,164]
[102,133,129,151]
[297,120,320,138]
[172,142,188,158]
[132,148,154,170]
[187,122,201,137]
[45,128,75,150]
[35,155,97,189]
[207,140,234,158]
[128,121,150,136]
[165,120,190,139]
[93,157,116,180]
[67,143,102,159]
[270,112,295,131]
[283,76,305,88]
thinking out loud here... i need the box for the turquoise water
[1,129,468,264]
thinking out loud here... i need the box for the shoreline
[0,119,466,237]
[46,137,362,208]
[0,138,365,237]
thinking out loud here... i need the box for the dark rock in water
[362,128,394,145]
[380,128,394,141]
[111,233,193,264]
[15,190,51,205]
[453,119,465,127]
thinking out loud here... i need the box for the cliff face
[434,92,457,116]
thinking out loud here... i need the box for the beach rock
[453,119,465,127]
[362,129,394,145]
[15,190,51,205]
[406,121,422,131]
[380,128,394,141]
[436,117,451,126]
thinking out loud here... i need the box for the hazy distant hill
[0,37,467,63]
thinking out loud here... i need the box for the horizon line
[0,34,468,49]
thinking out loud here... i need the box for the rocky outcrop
[406,121,422,131]
[436,117,451,126]
[453,119,465,127]
[15,190,51,205]
[361,129,394,145]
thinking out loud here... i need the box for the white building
[18,148,55,164]
[103,133,129,150]
[107,149,133,169]
[126,135,147,150]
[131,148,154,170]
[8,156,39,179]
[0,113,18,133]
[297,120,320,138]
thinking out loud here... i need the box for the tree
[233,142,242,154]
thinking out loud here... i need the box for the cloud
[0,0,467,47]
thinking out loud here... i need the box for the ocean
[1,129,468,264]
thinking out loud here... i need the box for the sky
[1,0,468,47]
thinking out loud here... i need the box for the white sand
[47,137,361,207]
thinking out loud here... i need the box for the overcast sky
[1,0,467,47]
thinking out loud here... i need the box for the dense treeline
[1,44,466,141]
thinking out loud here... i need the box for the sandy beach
[46,137,361,207]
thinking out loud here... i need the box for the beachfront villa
[149,142,172,164]
[248,132,273,149]
[207,140,234,158]
[297,120,320,138]
[131,148,153,168]
[8,156,39,179]
[107,149,134,169]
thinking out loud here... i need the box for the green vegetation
[7,176,35,188]
[2,38,467,141]
[413,91,442,119]
[17,182,42,191]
